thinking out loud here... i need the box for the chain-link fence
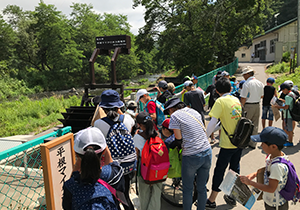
[140,57,239,111]
[0,127,71,210]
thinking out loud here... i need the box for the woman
[94,89,136,210]
[164,98,212,210]
[133,112,162,210]
[62,127,123,210]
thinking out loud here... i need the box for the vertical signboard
[41,133,75,210]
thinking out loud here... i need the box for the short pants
[262,106,273,120]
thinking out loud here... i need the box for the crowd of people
[62,66,299,210]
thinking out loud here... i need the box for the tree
[134,0,278,76]
[0,15,16,62]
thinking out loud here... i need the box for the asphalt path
[157,63,300,210]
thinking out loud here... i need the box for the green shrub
[138,78,148,83]
[282,51,290,62]
[266,62,289,74]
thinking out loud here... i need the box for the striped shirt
[169,107,210,156]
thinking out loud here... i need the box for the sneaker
[224,195,236,207]
[210,139,215,144]
[284,142,293,147]
[205,199,216,210]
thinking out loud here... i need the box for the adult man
[183,80,206,124]
[240,66,264,149]
[206,78,243,209]
[154,80,173,104]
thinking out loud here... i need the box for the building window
[255,44,260,58]
[242,53,246,58]
[270,38,277,53]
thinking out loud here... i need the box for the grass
[265,62,300,90]
[0,95,81,137]
[163,69,179,77]
[266,62,290,74]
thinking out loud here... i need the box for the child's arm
[274,104,289,110]
[245,172,257,180]
[240,176,279,193]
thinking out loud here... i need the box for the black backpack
[222,117,254,148]
[288,91,300,121]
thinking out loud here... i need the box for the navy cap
[158,80,168,89]
[136,112,152,124]
[279,82,291,92]
[99,90,124,108]
[164,98,185,115]
[251,127,288,146]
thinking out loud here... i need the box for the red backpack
[141,136,170,184]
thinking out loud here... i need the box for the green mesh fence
[139,57,239,111]
[0,126,71,210]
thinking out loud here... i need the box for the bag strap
[102,117,115,127]
[182,110,207,135]
[98,179,128,206]
[222,125,232,140]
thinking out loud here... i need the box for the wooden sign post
[41,133,76,210]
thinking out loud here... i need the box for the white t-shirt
[263,154,289,207]
[94,114,135,137]
[133,133,146,157]
[240,76,264,103]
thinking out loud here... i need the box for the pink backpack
[141,136,170,184]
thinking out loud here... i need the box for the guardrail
[140,57,239,110]
[0,126,72,210]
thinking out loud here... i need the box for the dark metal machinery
[59,35,131,133]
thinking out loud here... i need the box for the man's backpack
[141,136,170,184]
[271,158,300,203]
[145,99,166,129]
[102,115,136,175]
[287,91,300,121]
[223,117,254,148]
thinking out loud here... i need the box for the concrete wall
[234,46,251,62]
[249,20,297,63]
[252,32,278,62]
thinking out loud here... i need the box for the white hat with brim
[241,66,254,75]
[136,89,149,103]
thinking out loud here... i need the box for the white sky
[0,0,145,35]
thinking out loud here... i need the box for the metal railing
[0,126,71,210]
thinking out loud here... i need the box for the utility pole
[298,0,300,67]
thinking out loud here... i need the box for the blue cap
[192,75,198,80]
[99,90,124,108]
[239,80,245,89]
[251,127,288,146]
[267,77,275,83]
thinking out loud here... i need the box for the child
[262,77,277,129]
[133,112,162,210]
[274,82,295,147]
[63,127,124,210]
[229,76,238,96]
[161,118,175,149]
[240,126,290,210]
